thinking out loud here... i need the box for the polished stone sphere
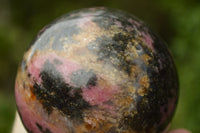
[15,7,179,133]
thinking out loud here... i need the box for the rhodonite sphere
[15,7,179,133]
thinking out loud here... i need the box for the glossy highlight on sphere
[15,7,179,133]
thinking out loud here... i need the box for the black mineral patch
[86,73,97,86]
[36,123,52,133]
[28,73,31,77]
[32,60,91,120]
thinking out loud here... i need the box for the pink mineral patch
[81,85,118,106]
[78,16,94,29]
[28,54,46,84]
[128,18,142,28]
[89,7,105,11]
[114,21,122,27]
[54,57,81,84]
[141,31,155,51]
[28,52,81,84]
[125,26,134,32]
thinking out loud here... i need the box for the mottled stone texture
[15,7,179,133]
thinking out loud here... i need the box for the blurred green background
[0,0,200,132]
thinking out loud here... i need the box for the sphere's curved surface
[15,7,179,133]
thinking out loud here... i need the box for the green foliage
[0,93,16,133]
[0,0,200,132]
[159,1,200,132]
